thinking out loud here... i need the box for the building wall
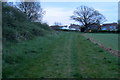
[69,26,80,31]
[101,25,117,31]
[88,25,99,30]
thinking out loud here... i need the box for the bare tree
[16,1,45,22]
[71,6,106,29]
[54,22,62,26]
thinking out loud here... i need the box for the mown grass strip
[2,32,119,78]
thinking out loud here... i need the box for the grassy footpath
[83,33,119,51]
[3,32,119,78]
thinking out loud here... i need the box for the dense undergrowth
[2,3,54,43]
[2,2,55,78]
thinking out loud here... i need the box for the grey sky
[41,2,118,25]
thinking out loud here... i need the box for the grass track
[3,32,119,78]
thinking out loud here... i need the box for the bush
[2,3,54,43]
[91,30,98,33]
[3,26,17,42]
[88,30,120,33]
[98,30,119,33]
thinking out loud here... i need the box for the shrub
[2,3,54,42]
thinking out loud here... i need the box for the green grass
[83,33,119,51]
[3,32,119,78]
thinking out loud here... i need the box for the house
[81,24,100,32]
[69,24,80,31]
[86,24,101,32]
[101,23,118,31]
[60,26,69,30]
[88,24,100,30]
[50,25,67,30]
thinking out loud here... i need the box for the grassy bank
[3,32,119,78]
[2,3,54,43]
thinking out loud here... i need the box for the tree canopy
[16,2,45,22]
[71,6,107,28]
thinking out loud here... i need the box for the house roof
[102,23,117,26]
[69,24,80,30]
[89,24,101,27]
[50,25,68,30]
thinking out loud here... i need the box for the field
[83,33,119,51]
[3,32,119,78]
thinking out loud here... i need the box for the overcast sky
[6,0,118,26]
[41,2,118,26]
